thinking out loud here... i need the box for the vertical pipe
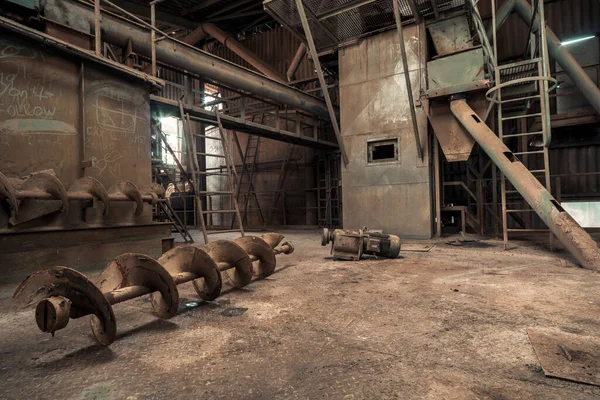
[94,0,101,55]
[450,98,600,270]
[287,43,306,82]
[433,135,441,237]
[392,0,424,161]
[294,0,349,166]
[150,2,156,77]
[79,62,86,178]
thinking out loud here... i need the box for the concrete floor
[1,230,600,399]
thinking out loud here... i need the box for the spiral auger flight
[0,170,165,223]
[13,233,294,346]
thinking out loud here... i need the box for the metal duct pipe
[488,0,600,115]
[200,23,287,82]
[287,43,306,81]
[450,98,600,270]
[42,0,334,120]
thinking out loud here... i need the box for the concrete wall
[339,25,432,239]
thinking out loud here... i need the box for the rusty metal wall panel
[83,66,153,223]
[339,26,432,238]
[0,34,81,187]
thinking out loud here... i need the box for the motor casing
[322,228,401,261]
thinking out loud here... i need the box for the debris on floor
[402,243,436,252]
[528,328,600,386]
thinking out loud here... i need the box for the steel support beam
[42,0,335,121]
[151,95,338,149]
[489,0,600,115]
[294,0,349,166]
[392,0,423,160]
[450,98,600,270]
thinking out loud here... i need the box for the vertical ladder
[316,153,341,229]
[267,144,295,225]
[495,0,552,249]
[196,107,245,242]
[231,116,264,228]
[239,134,262,226]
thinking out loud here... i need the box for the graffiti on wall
[0,37,79,182]
[84,79,150,182]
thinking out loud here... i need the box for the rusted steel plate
[528,329,600,386]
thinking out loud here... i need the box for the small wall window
[368,139,398,163]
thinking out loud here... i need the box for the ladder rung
[196,152,226,158]
[194,171,228,176]
[505,190,519,194]
[506,209,536,213]
[198,191,234,195]
[502,113,542,121]
[203,210,237,214]
[193,134,222,140]
[502,131,544,138]
[500,94,541,104]
[498,57,542,70]
[529,169,547,173]
[507,228,549,232]
[514,150,544,155]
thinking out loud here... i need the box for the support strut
[13,233,294,346]
[450,98,600,270]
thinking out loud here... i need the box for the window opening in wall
[160,116,182,166]
[368,139,398,163]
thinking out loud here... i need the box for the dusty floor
[1,230,600,399]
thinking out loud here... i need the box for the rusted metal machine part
[321,228,401,261]
[13,233,294,346]
[68,177,111,217]
[450,98,600,270]
[13,267,117,345]
[0,171,162,224]
[107,181,144,217]
[36,0,335,121]
[489,0,600,116]
[7,172,70,225]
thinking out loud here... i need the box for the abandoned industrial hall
[1,0,600,398]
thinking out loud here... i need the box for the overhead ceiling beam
[182,0,222,17]
[303,2,339,44]
[407,0,422,23]
[205,0,255,19]
[317,0,376,19]
[430,0,440,19]
[106,0,197,28]
[208,8,265,23]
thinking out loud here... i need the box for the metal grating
[265,0,466,51]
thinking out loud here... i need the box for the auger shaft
[15,190,158,203]
[14,233,295,346]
